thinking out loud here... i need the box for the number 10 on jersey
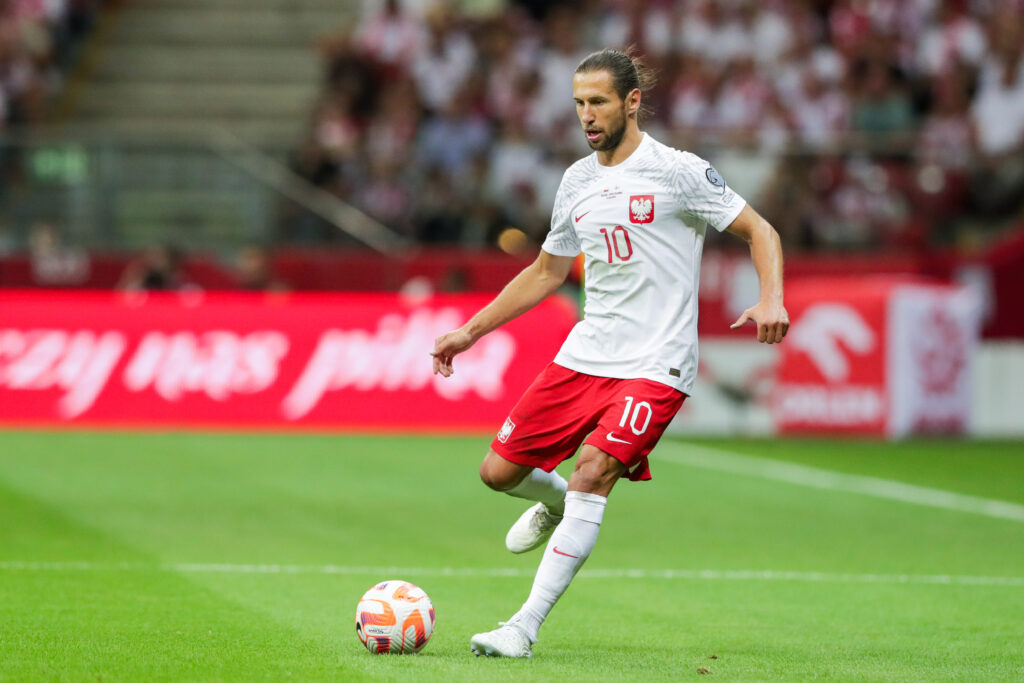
[600,225,633,263]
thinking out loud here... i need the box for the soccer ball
[355,580,435,654]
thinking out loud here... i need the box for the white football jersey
[542,133,746,394]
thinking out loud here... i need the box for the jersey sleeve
[540,171,581,257]
[675,152,747,232]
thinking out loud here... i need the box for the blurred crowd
[0,0,101,127]
[292,0,1024,252]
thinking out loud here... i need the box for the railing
[0,126,410,254]
[0,126,1019,255]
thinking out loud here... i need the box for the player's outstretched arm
[431,250,575,377]
[724,205,790,344]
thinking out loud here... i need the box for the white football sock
[505,468,568,516]
[510,490,606,641]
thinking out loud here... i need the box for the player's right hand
[431,328,476,377]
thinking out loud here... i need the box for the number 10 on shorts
[619,396,652,436]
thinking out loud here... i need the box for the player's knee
[570,464,609,492]
[478,464,505,491]
[479,457,518,491]
[571,450,624,494]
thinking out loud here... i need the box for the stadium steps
[65,0,355,147]
[137,0,343,9]
[70,117,310,146]
[112,9,346,47]
[75,82,314,119]
[46,0,391,250]
[94,46,320,83]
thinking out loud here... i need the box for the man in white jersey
[431,48,789,658]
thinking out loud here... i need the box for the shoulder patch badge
[705,166,726,188]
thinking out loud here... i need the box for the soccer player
[431,48,789,658]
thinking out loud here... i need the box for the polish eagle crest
[628,195,654,224]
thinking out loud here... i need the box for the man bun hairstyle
[575,46,656,121]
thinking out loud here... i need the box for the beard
[585,107,628,152]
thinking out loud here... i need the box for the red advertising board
[0,290,578,431]
[776,277,979,437]
[776,278,892,435]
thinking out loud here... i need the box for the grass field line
[1,561,1022,586]
[660,443,1024,523]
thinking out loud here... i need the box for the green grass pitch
[1,431,1022,681]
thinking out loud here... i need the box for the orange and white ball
[355,580,435,654]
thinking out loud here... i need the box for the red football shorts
[490,362,687,481]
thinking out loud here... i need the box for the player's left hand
[730,300,790,344]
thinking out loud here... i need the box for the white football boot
[505,502,563,554]
[470,621,533,658]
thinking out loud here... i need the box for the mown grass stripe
[1,561,1021,586]
[660,443,1024,522]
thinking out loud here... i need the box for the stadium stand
[294,0,1024,251]
[0,0,1022,309]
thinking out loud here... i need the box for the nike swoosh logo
[574,211,591,223]
[606,433,633,444]
[552,546,579,558]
